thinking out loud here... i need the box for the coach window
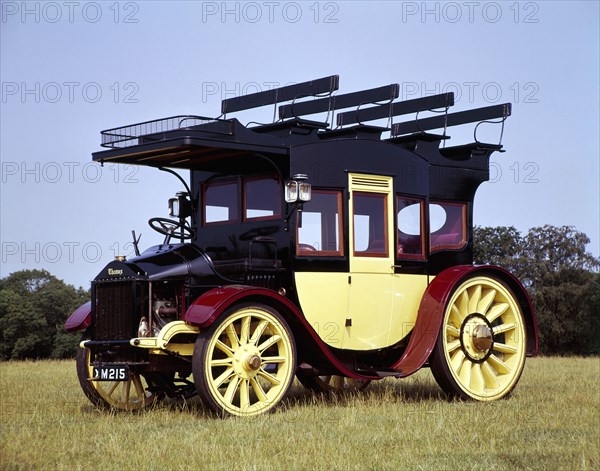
[429,201,467,252]
[244,176,281,221]
[397,196,425,259]
[203,180,239,225]
[353,192,388,257]
[297,190,344,256]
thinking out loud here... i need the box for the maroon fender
[64,301,92,332]
[391,265,537,378]
[183,285,378,380]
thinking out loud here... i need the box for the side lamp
[285,174,312,203]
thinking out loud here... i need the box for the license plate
[92,365,129,381]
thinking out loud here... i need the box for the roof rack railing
[278,84,399,127]
[100,115,219,149]
[391,103,512,145]
[336,92,455,128]
[220,75,339,121]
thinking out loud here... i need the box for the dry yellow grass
[1,357,598,470]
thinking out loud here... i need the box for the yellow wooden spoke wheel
[76,347,157,410]
[430,276,527,401]
[193,304,296,417]
[297,373,370,394]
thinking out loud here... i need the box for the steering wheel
[148,217,194,240]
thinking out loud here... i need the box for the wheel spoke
[124,379,132,402]
[240,379,250,410]
[250,378,268,402]
[258,368,281,386]
[459,360,472,385]
[468,284,482,314]
[470,363,485,394]
[107,381,119,396]
[457,290,469,319]
[446,324,460,338]
[488,353,511,375]
[225,324,240,350]
[210,357,233,367]
[493,342,518,354]
[214,367,235,388]
[478,289,496,316]
[481,361,500,389]
[261,356,286,364]
[449,307,462,329]
[450,349,466,373]
[249,320,269,346]
[132,375,145,402]
[258,334,281,353]
[447,339,461,353]
[215,339,234,356]
[486,303,508,323]
[223,375,241,404]
[240,316,251,345]
[493,323,516,335]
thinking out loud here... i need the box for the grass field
[1,357,598,470]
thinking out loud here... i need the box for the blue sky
[1,0,598,288]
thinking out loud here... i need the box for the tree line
[473,225,599,355]
[0,224,598,359]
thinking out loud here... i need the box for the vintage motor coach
[65,76,538,416]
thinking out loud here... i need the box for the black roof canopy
[92,75,510,173]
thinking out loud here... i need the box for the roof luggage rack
[100,115,226,149]
[93,74,512,169]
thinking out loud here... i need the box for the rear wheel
[430,276,527,401]
[76,347,157,410]
[193,304,296,417]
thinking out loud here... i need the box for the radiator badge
[108,268,124,276]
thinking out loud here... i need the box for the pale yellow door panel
[294,272,347,347]
[388,274,430,345]
[345,273,395,350]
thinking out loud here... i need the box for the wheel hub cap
[460,313,494,363]
[472,324,493,352]
[246,355,261,371]
[233,345,263,379]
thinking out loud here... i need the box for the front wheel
[193,304,296,417]
[76,347,157,410]
[430,276,527,401]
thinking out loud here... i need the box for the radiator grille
[93,281,140,340]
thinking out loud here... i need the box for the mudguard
[64,301,92,332]
[391,265,538,378]
[183,285,378,380]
